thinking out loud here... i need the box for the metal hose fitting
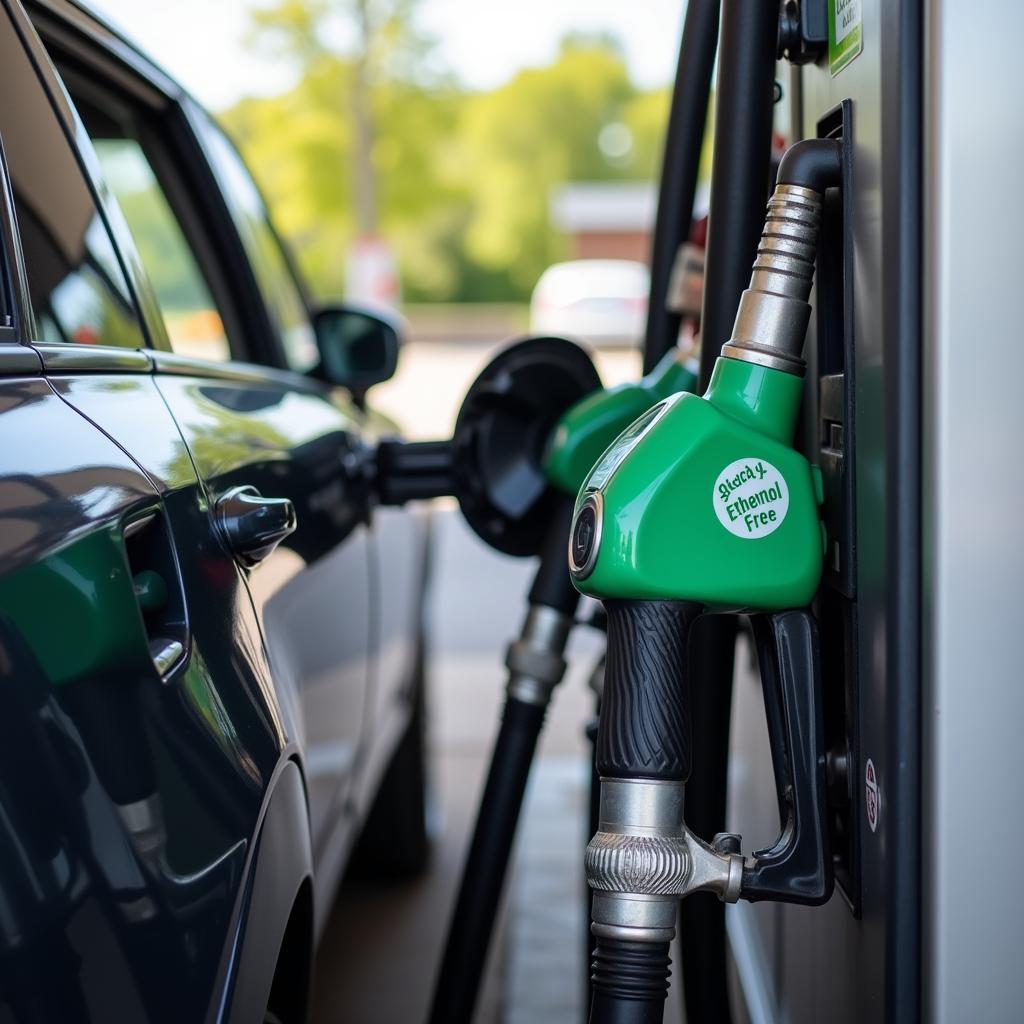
[585,778,743,944]
[721,182,824,376]
[504,604,573,706]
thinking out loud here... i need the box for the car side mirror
[312,305,403,396]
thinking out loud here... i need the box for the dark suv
[0,1,431,1021]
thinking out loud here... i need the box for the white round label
[713,458,789,539]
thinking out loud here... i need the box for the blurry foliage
[222,8,678,303]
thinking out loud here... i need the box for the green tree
[247,0,434,236]
[223,57,464,299]
[454,36,668,296]
[222,20,676,303]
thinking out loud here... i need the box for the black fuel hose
[681,0,780,1018]
[643,0,721,371]
[428,695,549,1024]
[777,137,843,192]
[590,939,673,1024]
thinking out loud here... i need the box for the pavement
[310,340,686,1023]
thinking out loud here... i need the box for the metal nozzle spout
[722,138,842,375]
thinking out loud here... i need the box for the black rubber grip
[589,938,671,1024]
[527,496,580,614]
[597,600,701,780]
[429,696,547,1024]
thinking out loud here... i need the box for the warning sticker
[713,458,789,539]
[865,757,879,833]
[828,0,863,76]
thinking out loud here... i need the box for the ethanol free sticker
[713,458,789,539]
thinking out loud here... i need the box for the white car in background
[530,259,649,347]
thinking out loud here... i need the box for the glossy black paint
[150,363,377,853]
[0,374,279,1023]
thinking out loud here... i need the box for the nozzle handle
[742,609,833,904]
[597,599,702,780]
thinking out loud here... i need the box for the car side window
[194,115,319,374]
[54,75,235,364]
[0,14,145,349]
[91,137,231,363]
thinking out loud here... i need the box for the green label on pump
[713,458,790,539]
[828,0,862,76]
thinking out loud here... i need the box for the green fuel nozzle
[569,163,841,606]
[576,140,841,1022]
[543,342,700,496]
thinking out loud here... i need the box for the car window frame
[182,102,321,373]
[0,133,32,347]
[3,0,166,362]
[23,0,311,376]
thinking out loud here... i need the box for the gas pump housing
[725,2,1024,1023]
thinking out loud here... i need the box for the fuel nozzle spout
[722,137,842,376]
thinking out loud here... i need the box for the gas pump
[567,138,841,1023]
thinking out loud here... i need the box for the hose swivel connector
[585,779,743,945]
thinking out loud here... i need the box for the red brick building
[550,182,655,261]
[550,181,710,262]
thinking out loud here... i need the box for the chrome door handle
[215,485,297,568]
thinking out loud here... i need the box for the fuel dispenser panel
[813,100,860,914]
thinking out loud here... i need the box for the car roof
[27,0,186,102]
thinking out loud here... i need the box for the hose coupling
[505,604,574,706]
[585,778,743,944]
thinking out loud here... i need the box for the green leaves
[222,8,674,302]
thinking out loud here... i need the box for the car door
[32,9,380,882]
[0,8,288,1019]
[181,71,432,830]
